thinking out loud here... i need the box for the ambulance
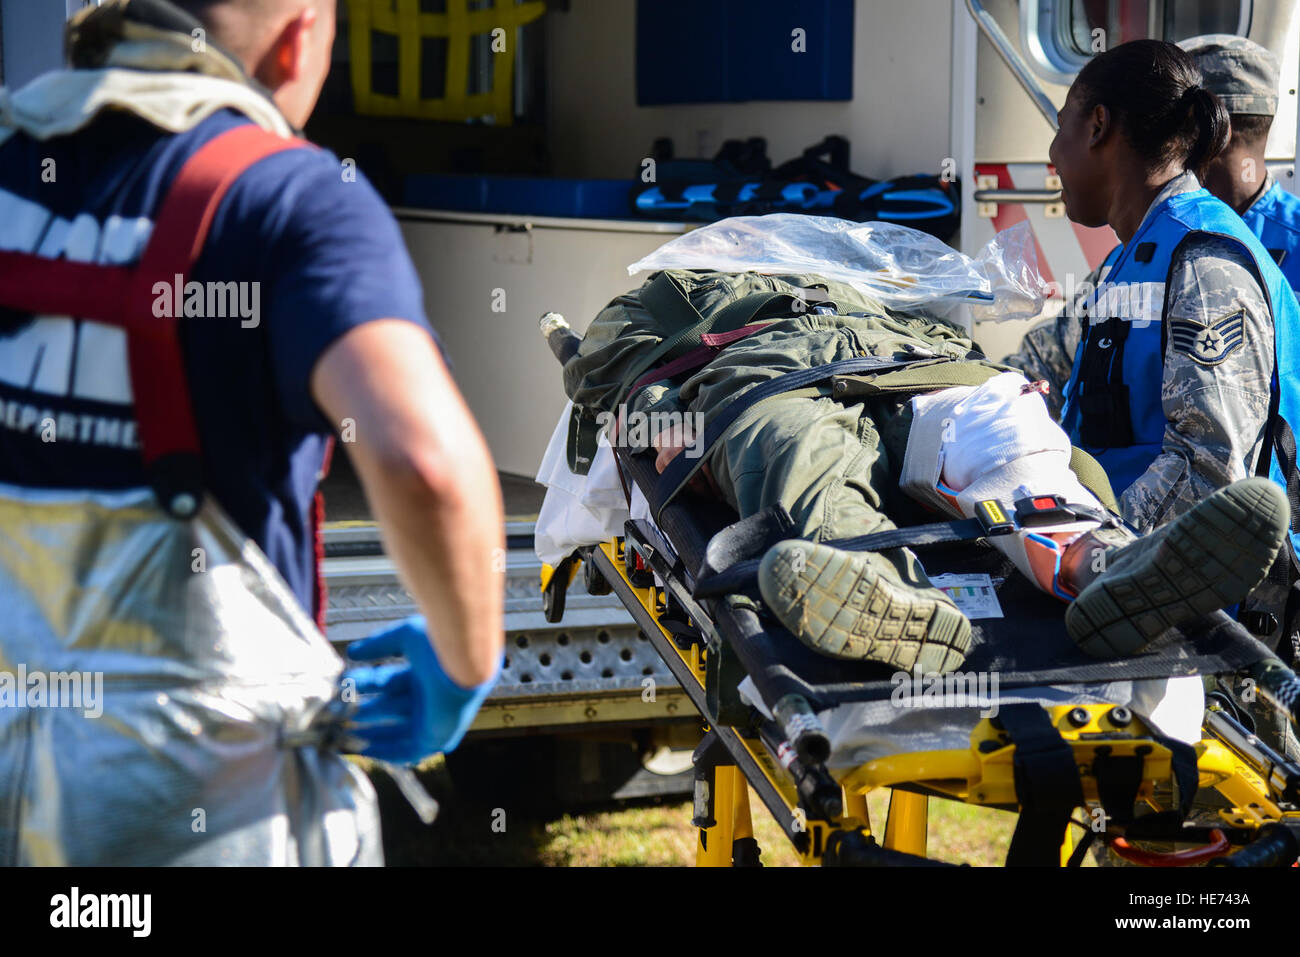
[6,0,1295,806]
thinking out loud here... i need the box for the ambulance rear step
[321,522,686,734]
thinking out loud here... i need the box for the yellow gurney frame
[543,533,1300,867]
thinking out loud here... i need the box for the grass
[363,755,1048,866]
[535,789,1022,867]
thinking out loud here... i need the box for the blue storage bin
[403,174,638,219]
[636,0,854,105]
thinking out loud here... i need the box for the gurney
[536,324,1300,869]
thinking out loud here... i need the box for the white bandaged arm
[901,371,1102,593]
[900,371,1201,744]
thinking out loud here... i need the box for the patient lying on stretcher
[650,366,1287,673]
[543,269,1289,676]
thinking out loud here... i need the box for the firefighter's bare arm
[311,319,505,688]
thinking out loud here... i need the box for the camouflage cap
[1177,34,1280,116]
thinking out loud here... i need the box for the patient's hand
[652,427,721,499]
[652,426,690,473]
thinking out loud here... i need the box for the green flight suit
[563,270,1014,585]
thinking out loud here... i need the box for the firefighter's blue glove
[343,616,500,765]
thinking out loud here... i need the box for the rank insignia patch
[1169,311,1245,366]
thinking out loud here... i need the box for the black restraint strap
[567,273,823,473]
[1270,418,1300,536]
[693,516,988,598]
[1066,830,1096,867]
[1091,753,1143,828]
[693,497,1116,598]
[1240,296,1300,650]
[1001,708,1199,862]
[650,355,922,520]
[827,518,988,552]
[1000,703,1085,867]
[1116,735,1201,841]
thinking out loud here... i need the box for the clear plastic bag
[628,214,1049,322]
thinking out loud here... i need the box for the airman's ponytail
[1076,40,1231,175]
[1182,84,1231,173]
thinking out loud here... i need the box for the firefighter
[0,0,503,863]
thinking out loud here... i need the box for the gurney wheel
[543,581,566,622]
[583,555,612,595]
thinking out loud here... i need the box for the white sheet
[534,401,656,566]
[739,675,1203,771]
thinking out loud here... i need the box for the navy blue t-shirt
[0,108,432,613]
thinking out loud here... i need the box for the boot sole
[1066,478,1288,658]
[757,541,971,672]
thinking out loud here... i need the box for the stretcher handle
[771,693,831,766]
[1209,823,1300,867]
[540,312,583,365]
[1107,829,1230,867]
[1243,655,1300,730]
[1204,702,1300,807]
[759,721,842,823]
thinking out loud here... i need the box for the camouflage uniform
[1117,174,1275,534]
[1004,173,1276,536]
[556,270,1012,592]
[1178,34,1281,117]
[1179,34,1300,761]
[626,285,999,543]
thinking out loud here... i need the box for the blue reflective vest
[1242,179,1300,294]
[1061,185,1300,556]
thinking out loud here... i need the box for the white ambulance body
[395,0,1300,475]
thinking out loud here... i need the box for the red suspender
[312,437,336,631]
[0,124,332,627]
[122,124,307,505]
[0,124,306,513]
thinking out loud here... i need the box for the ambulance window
[1029,0,1251,78]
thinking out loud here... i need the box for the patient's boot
[1064,478,1288,658]
[757,541,971,671]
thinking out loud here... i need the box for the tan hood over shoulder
[0,0,293,147]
